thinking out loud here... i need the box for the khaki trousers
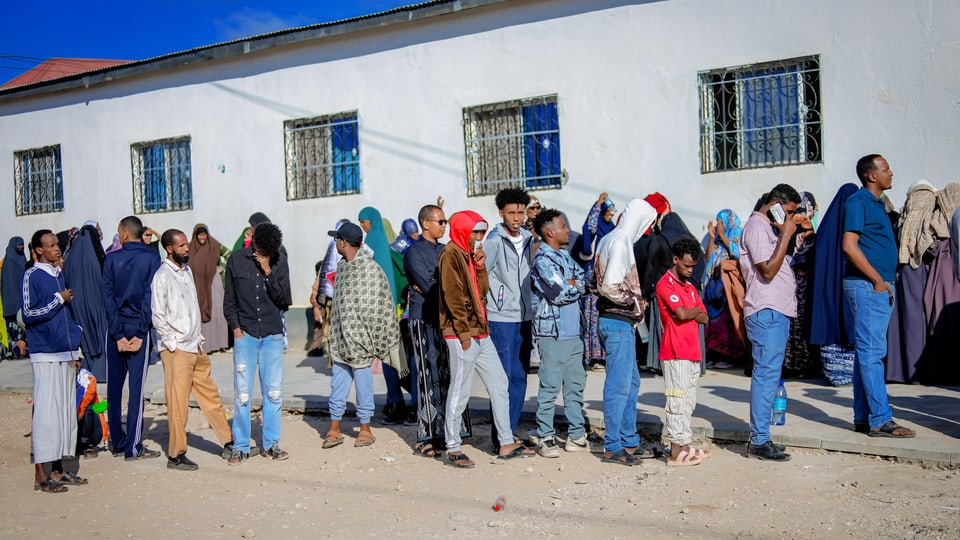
[161,348,232,458]
[662,359,700,446]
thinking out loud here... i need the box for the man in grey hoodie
[483,187,534,449]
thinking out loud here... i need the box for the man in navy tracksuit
[102,216,161,460]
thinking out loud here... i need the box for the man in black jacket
[223,222,292,465]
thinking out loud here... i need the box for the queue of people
[4,153,956,492]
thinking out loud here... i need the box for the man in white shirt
[152,229,234,471]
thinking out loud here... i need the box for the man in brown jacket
[438,210,533,468]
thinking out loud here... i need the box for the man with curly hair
[483,187,535,449]
[223,221,292,465]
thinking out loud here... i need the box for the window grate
[463,95,561,197]
[284,111,360,200]
[13,145,64,216]
[699,56,821,173]
[131,137,193,213]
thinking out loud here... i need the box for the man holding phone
[739,184,801,461]
[841,155,915,438]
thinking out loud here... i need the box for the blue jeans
[232,333,284,452]
[488,321,527,433]
[844,279,895,429]
[598,317,640,452]
[535,337,586,440]
[329,362,375,424]
[745,309,790,445]
[382,364,405,408]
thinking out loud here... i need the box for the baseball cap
[328,222,364,244]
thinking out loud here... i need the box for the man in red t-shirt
[656,237,710,467]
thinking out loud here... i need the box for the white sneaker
[538,437,561,458]
[564,435,602,453]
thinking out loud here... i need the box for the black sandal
[446,452,475,469]
[869,420,915,438]
[34,478,68,493]
[496,445,534,460]
[414,441,442,459]
[601,449,638,466]
[626,445,663,459]
[57,472,88,486]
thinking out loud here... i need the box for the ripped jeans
[232,333,285,452]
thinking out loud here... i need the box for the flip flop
[497,445,534,460]
[666,450,702,467]
[354,433,376,447]
[322,433,344,449]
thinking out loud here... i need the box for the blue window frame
[14,145,64,216]
[284,112,360,200]
[464,95,561,197]
[699,56,821,172]
[131,137,193,213]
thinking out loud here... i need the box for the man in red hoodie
[438,211,534,468]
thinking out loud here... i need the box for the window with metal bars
[13,145,64,216]
[284,112,360,200]
[463,95,561,197]
[699,56,822,173]
[130,137,193,213]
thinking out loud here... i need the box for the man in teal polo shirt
[842,154,915,438]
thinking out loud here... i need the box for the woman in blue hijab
[577,192,617,370]
[390,219,420,254]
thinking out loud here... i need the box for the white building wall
[2,0,958,304]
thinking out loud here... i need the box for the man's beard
[173,253,189,265]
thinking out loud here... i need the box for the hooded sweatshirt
[592,199,657,323]
[482,222,533,322]
[439,211,490,342]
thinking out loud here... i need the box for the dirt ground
[1,391,957,540]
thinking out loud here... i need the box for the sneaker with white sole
[537,437,561,458]
[564,435,603,453]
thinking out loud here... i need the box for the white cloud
[214,8,316,41]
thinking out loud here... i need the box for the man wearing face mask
[152,229,235,471]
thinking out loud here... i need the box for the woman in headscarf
[702,210,745,367]
[809,183,859,386]
[577,192,617,370]
[105,234,123,255]
[2,236,27,358]
[358,206,409,422]
[390,219,420,254]
[189,224,231,352]
[63,223,109,379]
[783,192,821,378]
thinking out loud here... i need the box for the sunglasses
[529,205,542,210]
[430,219,448,226]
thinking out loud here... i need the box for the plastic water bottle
[771,380,787,426]
[492,496,506,512]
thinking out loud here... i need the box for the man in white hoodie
[592,199,657,466]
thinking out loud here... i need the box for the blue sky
[0,1,413,83]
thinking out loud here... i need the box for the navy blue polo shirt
[843,188,897,282]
